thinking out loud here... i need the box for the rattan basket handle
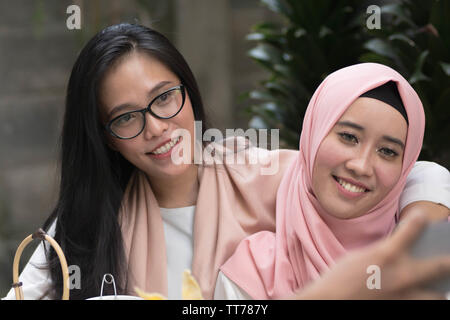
[12,228,70,300]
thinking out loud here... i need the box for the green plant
[244,0,371,148]
[245,0,450,167]
[361,0,450,165]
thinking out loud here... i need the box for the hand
[294,212,450,299]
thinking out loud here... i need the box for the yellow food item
[182,269,204,300]
[135,269,204,300]
[134,286,167,300]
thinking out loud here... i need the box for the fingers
[410,255,450,290]
[387,211,428,255]
[398,289,447,300]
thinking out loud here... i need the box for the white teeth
[151,137,180,155]
[337,178,366,193]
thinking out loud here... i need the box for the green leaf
[409,50,431,84]
[261,0,292,17]
[248,89,278,101]
[319,26,333,38]
[440,62,450,76]
[363,38,398,60]
[248,44,283,64]
[248,116,269,130]
[246,33,266,41]
[252,22,280,32]
[250,105,281,126]
[273,64,293,77]
[293,28,307,38]
[388,33,416,48]
[246,32,287,48]
[380,3,415,27]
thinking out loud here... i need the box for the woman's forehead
[336,97,408,141]
[99,53,178,113]
[102,52,176,90]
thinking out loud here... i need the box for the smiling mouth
[332,175,370,193]
[149,136,181,155]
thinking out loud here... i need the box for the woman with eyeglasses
[3,24,449,300]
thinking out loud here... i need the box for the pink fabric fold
[220,63,426,299]
[119,141,299,299]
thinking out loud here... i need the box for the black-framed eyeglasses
[105,84,186,139]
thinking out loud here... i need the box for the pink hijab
[220,63,426,299]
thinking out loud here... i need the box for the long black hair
[42,23,209,299]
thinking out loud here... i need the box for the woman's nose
[345,149,374,177]
[143,112,168,139]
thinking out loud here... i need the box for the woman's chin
[321,201,368,220]
[144,162,196,180]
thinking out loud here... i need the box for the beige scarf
[119,144,297,299]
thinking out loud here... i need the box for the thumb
[390,211,428,253]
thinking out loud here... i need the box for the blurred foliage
[361,0,450,164]
[245,0,450,167]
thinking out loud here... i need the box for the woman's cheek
[374,161,402,191]
[315,136,351,169]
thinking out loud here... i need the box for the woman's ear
[107,140,118,152]
[103,132,118,151]
[106,141,118,152]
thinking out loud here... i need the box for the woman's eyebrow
[337,121,405,150]
[146,80,173,99]
[382,135,405,150]
[108,80,173,117]
[336,121,364,131]
[108,102,138,119]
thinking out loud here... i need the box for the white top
[3,161,449,300]
[160,205,195,300]
[2,222,57,300]
[399,161,450,211]
[2,206,196,300]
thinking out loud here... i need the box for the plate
[87,295,144,300]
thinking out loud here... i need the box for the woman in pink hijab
[5,23,449,300]
[219,62,437,299]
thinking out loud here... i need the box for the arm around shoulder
[399,161,450,222]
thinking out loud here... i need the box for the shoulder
[405,161,450,187]
[400,161,450,211]
[410,161,450,178]
[202,136,298,178]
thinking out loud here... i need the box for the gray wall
[0,0,278,297]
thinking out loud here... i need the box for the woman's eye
[378,147,398,158]
[338,132,358,144]
[156,91,173,105]
[116,113,135,125]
